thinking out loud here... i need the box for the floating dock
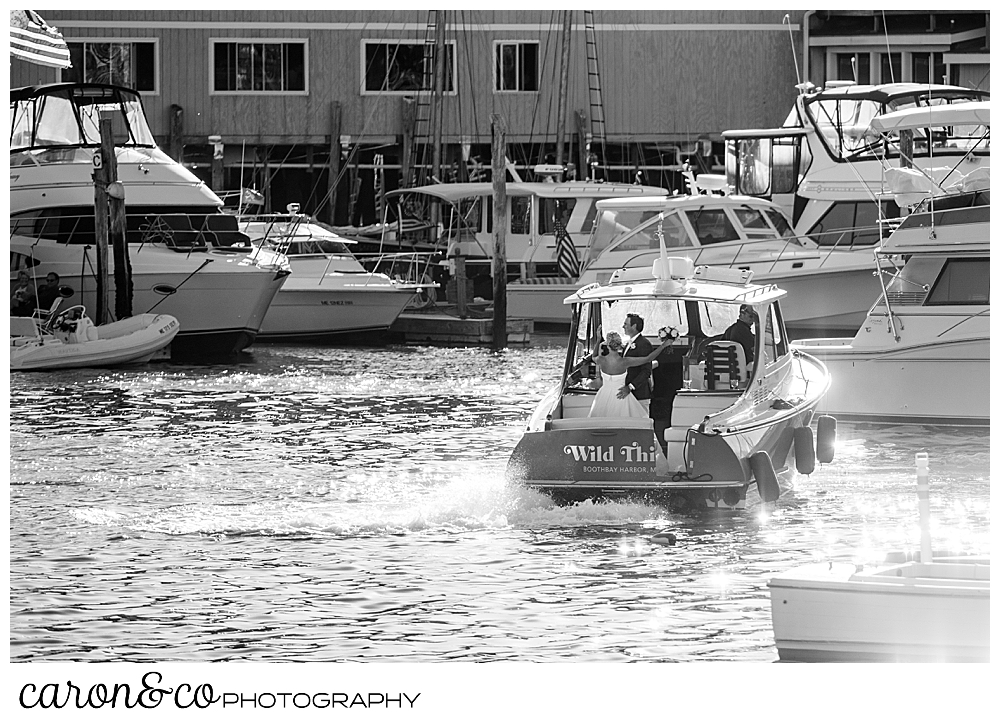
[390,304,533,346]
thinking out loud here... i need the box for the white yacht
[723,82,989,246]
[238,210,427,341]
[508,192,883,331]
[9,83,289,357]
[791,102,989,426]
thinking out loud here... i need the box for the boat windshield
[584,209,663,267]
[804,90,988,162]
[10,85,156,152]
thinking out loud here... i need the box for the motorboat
[237,209,430,341]
[506,249,833,512]
[9,83,289,357]
[768,454,989,662]
[790,101,990,426]
[507,189,883,332]
[374,176,667,300]
[723,82,989,246]
[10,301,179,371]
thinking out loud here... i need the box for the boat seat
[10,316,41,340]
[704,341,748,391]
[549,417,653,430]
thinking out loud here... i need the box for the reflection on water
[9,343,990,662]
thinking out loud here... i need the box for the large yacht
[790,101,989,426]
[508,191,883,332]
[9,83,289,357]
[723,82,989,248]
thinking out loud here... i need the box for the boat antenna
[851,56,859,84]
[881,11,894,82]
[783,14,801,87]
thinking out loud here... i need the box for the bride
[588,331,675,418]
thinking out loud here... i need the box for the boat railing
[355,251,441,308]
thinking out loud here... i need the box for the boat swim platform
[390,303,533,347]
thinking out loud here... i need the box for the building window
[912,52,945,84]
[880,52,901,84]
[836,52,870,84]
[362,41,455,94]
[62,41,156,92]
[212,41,306,93]
[495,42,539,92]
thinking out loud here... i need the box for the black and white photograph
[7,6,992,718]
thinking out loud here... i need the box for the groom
[617,313,653,412]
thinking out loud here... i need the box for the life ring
[816,415,837,464]
[793,426,816,475]
[750,451,780,503]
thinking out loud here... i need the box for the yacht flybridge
[723,82,989,248]
[791,101,990,426]
[9,83,289,357]
[506,251,833,511]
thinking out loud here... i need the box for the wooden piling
[327,101,342,224]
[491,113,508,352]
[100,119,132,319]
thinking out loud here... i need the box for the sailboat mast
[431,10,447,183]
[554,10,572,173]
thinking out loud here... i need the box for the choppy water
[8,339,991,663]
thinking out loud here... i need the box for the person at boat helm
[701,304,756,364]
[35,272,66,312]
[616,313,653,409]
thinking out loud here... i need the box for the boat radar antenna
[783,14,801,87]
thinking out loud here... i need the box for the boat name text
[563,442,657,463]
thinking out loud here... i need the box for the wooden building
[10,9,990,225]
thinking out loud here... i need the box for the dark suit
[649,346,685,453]
[623,334,653,401]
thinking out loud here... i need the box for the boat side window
[611,213,689,253]
[538,198,577,235]
[732,207,776,238]
[925,258,989,306]
[583,209,659,267]
[510,197,531,235]
[810,201,900,248]
[881,257,941,306]
[684,208,739,245]
[763,208,807,246]
[761,304,786,365]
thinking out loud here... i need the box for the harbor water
[9,337,991,666]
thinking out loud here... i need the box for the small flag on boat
[10,10,72,69]
[554,208,580,279]
[240,187,264,205]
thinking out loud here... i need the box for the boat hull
[11,313,179,370]
[791,336,989,426]
[10,241,286,357]
[769,559,990,662]
[257,280,415,341]
[507,406,813,511]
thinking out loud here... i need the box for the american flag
[554,210,580,279]
[10,11,72,69]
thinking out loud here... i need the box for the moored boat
[768,454,990,662]
[506,247,833,511]
[237,209,429,341]
[9,83,289,358]
[722,81,989,244]
[790,101,990,426]
[507,190,884,331]
[10,304,179,371]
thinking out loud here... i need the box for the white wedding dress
[588,372,649,418]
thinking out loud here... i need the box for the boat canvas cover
[870,101,990,133]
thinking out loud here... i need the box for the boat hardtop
[568,263,787,307]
